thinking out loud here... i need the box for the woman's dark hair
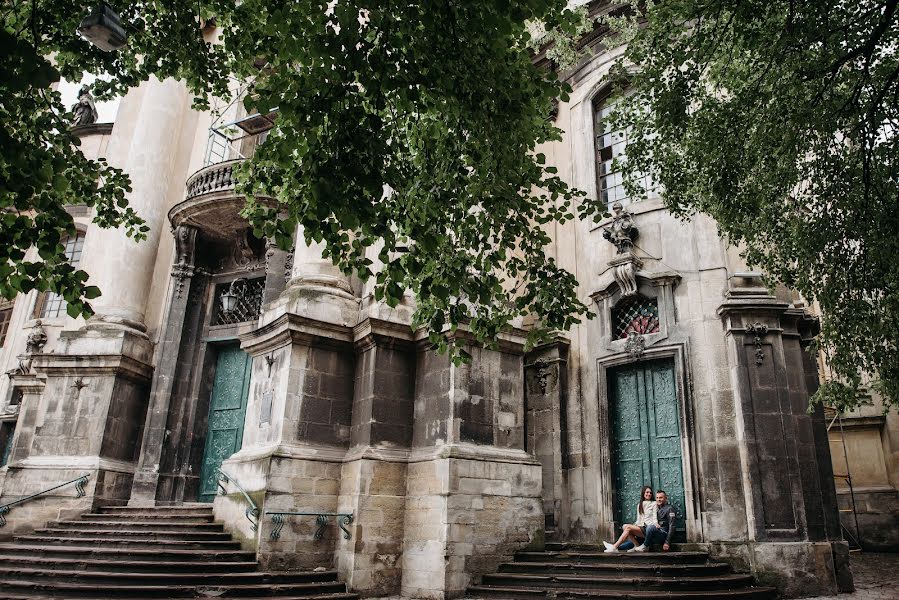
[637,485,653,515]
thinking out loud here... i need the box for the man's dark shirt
[656,502,677,544]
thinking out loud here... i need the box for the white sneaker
[602,541,615,551]
[603,546,619,553]
[633,544,648,552]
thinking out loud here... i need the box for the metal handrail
[265,511,354,541]
[0,473,90,527]
[214,467,259,532]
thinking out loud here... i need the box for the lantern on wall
[78,3,127,52]
[219,279,244,315]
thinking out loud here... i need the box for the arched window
[612,294,660,339]
[34,232,86,319]
[594,94,656,209]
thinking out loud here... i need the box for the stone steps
[0,505,358,599]
[468,545,777,600]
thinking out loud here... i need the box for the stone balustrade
[185,159,242,199]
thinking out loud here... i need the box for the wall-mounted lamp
[78,3,127,52]
[220,279,246,315]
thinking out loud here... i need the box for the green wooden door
[610,358,686,540]
[198,344,252,502]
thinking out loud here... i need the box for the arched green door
[610,358,686,540]
[198,344,252,502]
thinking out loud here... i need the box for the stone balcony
[170,159,274,243]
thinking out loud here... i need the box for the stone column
[128,225,199,505]
[259,227,358,327]
[79,77,191,333]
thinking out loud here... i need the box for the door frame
[596,342,703,542]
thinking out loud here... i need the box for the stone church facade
[1,8,893,599]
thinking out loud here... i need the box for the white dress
[634,500,658,528]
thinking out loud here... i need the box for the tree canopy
[608,0,898,410]
[2,0,595,356]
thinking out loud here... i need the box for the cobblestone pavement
[809,552,899,599]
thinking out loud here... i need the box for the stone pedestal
[0,329,152,536]
[717,285,851,596]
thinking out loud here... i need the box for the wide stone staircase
[0,505,358,599]
[466,542,778,599]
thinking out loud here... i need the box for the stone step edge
[501,561,732,570]
[483,573,755,584]
[32,528,233,538]
[467,585,777,598]
[0,595,358,600]
[0,556,259,570]
[0,567,339,582]
[0,580,348,592]
[14,536,239,546]
[0,544,253,556]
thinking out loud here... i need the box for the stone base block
[0,464,120,539]
[838,489,899,551]
[336,456,407,597]
[705,540,852,598]
[217,445,345,571]
[401,448,543,600]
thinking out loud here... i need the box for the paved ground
[809,552,899,599]
[373,552,899,599]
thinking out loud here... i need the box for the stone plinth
[0,328,152,536]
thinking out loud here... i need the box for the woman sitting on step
[602,485,657,553]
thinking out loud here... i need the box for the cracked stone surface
[809,552,899,599]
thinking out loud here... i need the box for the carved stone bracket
[172,225,199,299]
[745,323,769,366]
[609,253,643,298]
[625,331,645,360]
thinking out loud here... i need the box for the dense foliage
[609,0,899,410]
[2,1,594,355]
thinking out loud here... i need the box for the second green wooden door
[198,344,252,502]
[610,358,686,540]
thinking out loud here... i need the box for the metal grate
[211,277,265,325]
[612,295,660,339]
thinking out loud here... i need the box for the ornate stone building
[0,6,892,599]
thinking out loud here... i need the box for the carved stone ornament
[625,331,646,360]
[71,85,99,126]
[171,225,199,299]
[745,323,769,366]
[14,320,48,374]
[283,250,294,283]
[602,202,638,254]
[533,359,551,394]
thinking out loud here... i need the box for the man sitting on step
[629,490,676,552]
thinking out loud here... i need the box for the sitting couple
[603,486,676,553]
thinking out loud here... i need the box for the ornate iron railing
[185,159,241,199]
[0,473,89,527]
[266,511,354,541]
[215,467,259,532]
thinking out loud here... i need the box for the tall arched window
[595,94,656,209]
[34,232,86,319]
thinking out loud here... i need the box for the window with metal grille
[0,307,11,347]
[595,96,656,209]
[612,295,660,339]
[36,232,86,319]
[211,277,266,325]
